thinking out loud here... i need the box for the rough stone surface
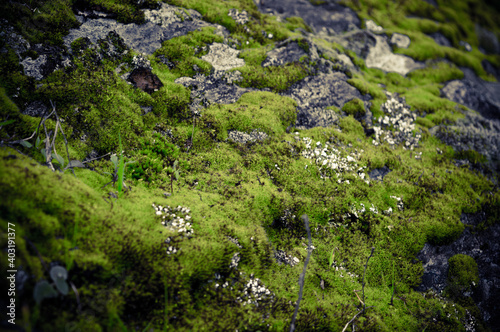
[366,34,425,75]
[283,72,365,129]
[390,33,411,49]
[64,3,227,55]
[416,212,500,328]
[128,67,163,94]
[337,30,376,58]
[476,24,500,55]
[257,0,360,35]
[429,32,452,47]
[430,111,500,177]
[175,71,254,112]
[368,166,391,181]
[365,20,384,34]
[23,101,48,117]
[262,40,308,67]
[201,43,245,71]
[441,68,500,120]
[482,59,500,81]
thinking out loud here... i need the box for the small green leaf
[40,148,47,159]
[20,140,32,148]
[174,160,178,169]
[67,160,85,168]
[328,248,335,269]
[175,170,180,181]
[0,119,15,126]
[35,136,41,149]
[54,279,69,295]
[54,153,65,167]
[33,280,58,304]
[50,266,68,281]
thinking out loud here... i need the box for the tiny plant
[102,132,135,196]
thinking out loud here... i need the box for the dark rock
[482,59,500,81]
[262,40,309,67]
[257,0,360,35]
[415,212,500,330]
[128,67,163,94]
[441,67,500,120]
[476,24,500,55]
[175,70,254,113]
[284,71,365,129]
[338,30,376,58]
[428,32,452,47]
[368,165,391,181]
[64,2,228,55]
[23,101,48,117]
[20,44,68,81]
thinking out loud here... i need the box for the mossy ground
[1,0,500,331]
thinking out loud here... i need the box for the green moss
[342,98,366,117]
[339,115,365,137]
[455,149,488,164]
[154,27,224,77]
[235,46,310,92]
[448,254,479,289]
[201,91,297,141]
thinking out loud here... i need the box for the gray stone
[201,43,245,71]
[21,55,47,81]
[366,34,424,75]
[429,32,452,47]
[338,30,377,58]
[441,67,500,120]
[64,3,228,55]
[476,24,500,55]
[0,19,31,59]
[365,20,383,34]
[23,101,48,117]
[262,40,308,67]
[415,212,500,329]
[459,40,472,52]
[257,0,360,35]
[368,166,391,181]
[284,72,365,129]
[482,59,500,81]
[390,33,411,49]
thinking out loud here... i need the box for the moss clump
[455,149,488,164]
[342,98,366,118]
[448,254,479,289]
[201,91,297,141]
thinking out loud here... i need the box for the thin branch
[82,152,111,164]
[69,281,82,313]
[341,310,363,332]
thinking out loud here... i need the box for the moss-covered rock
[448,254,479,290]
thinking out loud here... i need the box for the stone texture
[429,32,452,47]
[283,71,366,129]
[416,212,500,328]
[441,68,500,120]
[476,24,500,55]
[262,40,308,67]
[128,67,163,94]
[201,43,245,71]
[64,2,228,55]
[257,0,360,35]
[390,33,411,49]
[366,35,425,75]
